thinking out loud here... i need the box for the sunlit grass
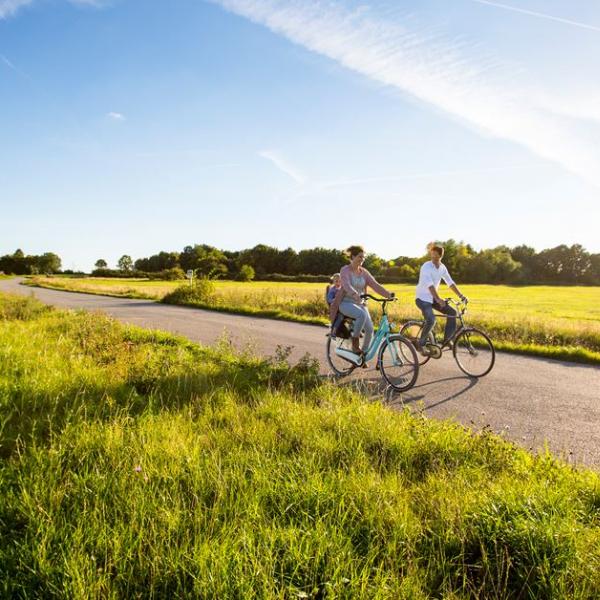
[1,292,599,598]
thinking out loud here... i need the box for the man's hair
[345,245,364,259]
[428,242,444,256]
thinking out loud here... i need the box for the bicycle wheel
[453,327,495,377]
[400,320,432,366]
[326,334,356,376]
[378,334,419,391]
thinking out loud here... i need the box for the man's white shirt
[416,261,455,303]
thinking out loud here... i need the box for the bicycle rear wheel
[400,321,432,365]
[326,335,356,377]
[378,334,419,391]
[453,327,495,377]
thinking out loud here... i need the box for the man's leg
[438,303,458,344]
[416,299,436,346]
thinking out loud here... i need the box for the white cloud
[0,53,16,70]
[106,111,126,121]
[259,150,306,184]
[0,0,33,19]
[212,0,600,188]
[0,0,109,19]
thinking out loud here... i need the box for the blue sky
[1,0,599,271]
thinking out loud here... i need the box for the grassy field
[26,276,600,364]
[1,291,599,598]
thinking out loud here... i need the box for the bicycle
[400,297,495,378]
[326,294,419,391]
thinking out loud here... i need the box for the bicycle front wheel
[453,327,495,377]
[378,334,419,391]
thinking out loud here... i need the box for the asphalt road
[2,278,599,467]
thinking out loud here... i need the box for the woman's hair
[330,272,341,283]
[345,245,365,259]
[427,242,444,256]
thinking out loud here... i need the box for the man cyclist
[415,243,467,355]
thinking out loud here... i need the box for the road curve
[2,278,599,467]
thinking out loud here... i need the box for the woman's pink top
[340,264,389,303]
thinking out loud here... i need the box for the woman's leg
[361,307,374,352]
[339,302,367,353]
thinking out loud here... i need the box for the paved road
[2,278,599,467]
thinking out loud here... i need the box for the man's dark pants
[415,298,457,346]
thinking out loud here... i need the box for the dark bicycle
[400,298,495,378]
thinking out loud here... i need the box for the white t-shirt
[416,261,455,303]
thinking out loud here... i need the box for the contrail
[470,0,600,33]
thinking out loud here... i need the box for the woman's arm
[363,269,392,298]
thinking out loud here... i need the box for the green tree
[236,264,255,282]
[117,255,133,272]
[95,259,108,269]
[37,252,62,274]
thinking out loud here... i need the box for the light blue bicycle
[326,294,419,391]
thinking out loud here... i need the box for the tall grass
[1,292,599,598]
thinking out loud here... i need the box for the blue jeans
[416,298,457,346]
[339,300,374,351]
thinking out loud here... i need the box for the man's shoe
[415,341,431,357]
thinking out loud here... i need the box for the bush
[257,273,331,283]
[91,268,148,279]
[147,267,186,281]
[162,278,216,306]
[236,264,255,282]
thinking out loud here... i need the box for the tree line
[2,242,600,285]
[0,249,62,275]
[99,241,600,285]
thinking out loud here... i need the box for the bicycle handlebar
[444,297,468,306]
[361,293,396,302]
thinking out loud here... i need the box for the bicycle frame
[426,298,468,348]
[363,312,392,361]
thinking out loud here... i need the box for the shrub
[162,278,216,306]
[90,268,148,278]
[236,264,255,282]
[257,273,331,283]
[147,267,186,281]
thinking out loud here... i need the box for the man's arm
[450,283,467,301]
[428,284,444,306]
[443,266,467,302]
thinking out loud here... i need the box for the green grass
[25,276,600,365]
[1,291,600,598]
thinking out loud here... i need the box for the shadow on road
[333,371,480,412]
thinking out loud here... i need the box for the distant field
[27,277,600,363]
[2,292,600,597]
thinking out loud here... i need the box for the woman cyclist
[330,245,394,364]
